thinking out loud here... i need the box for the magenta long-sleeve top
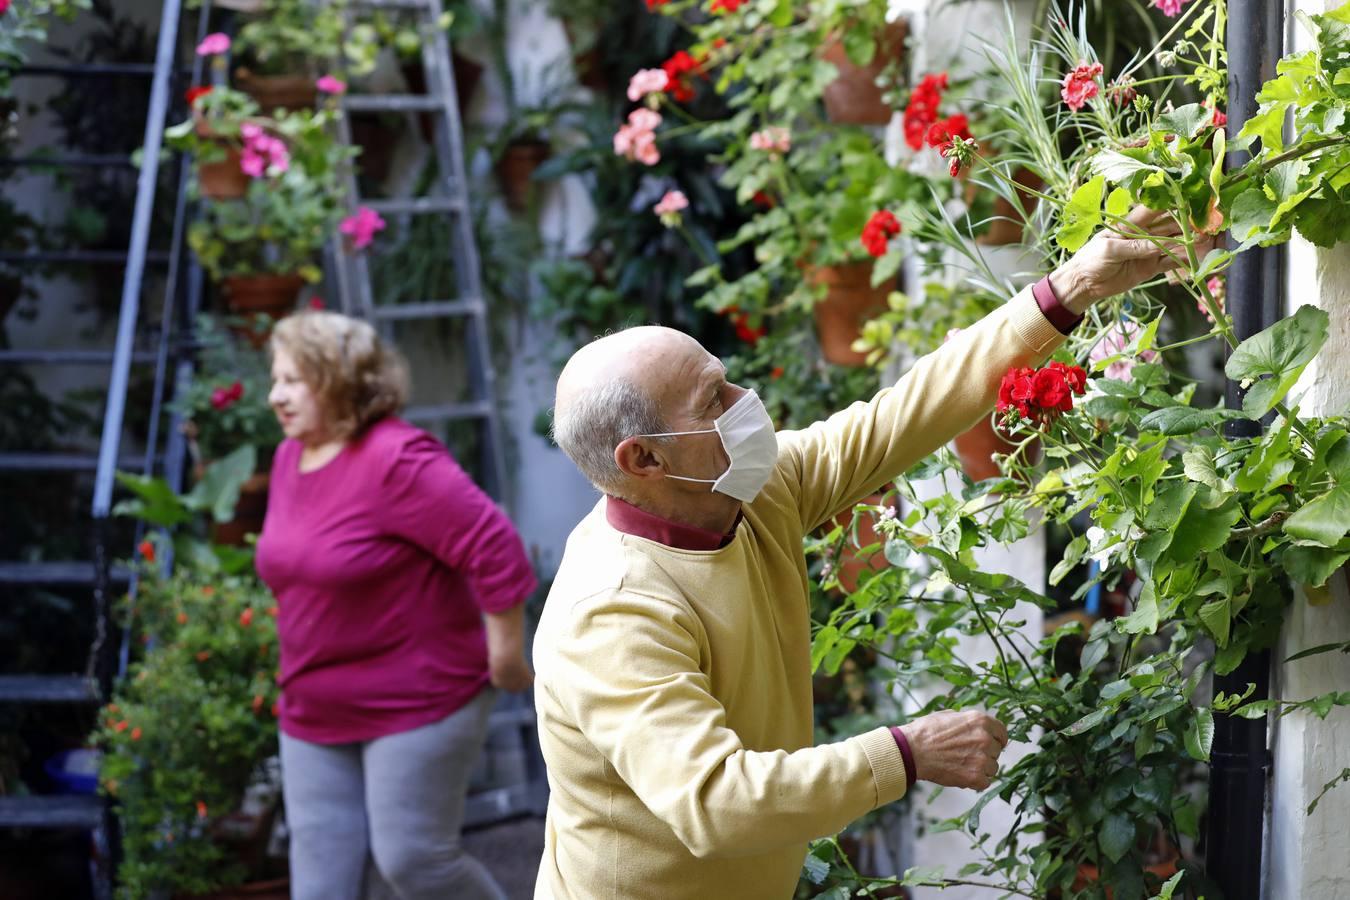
[255,417,537,744]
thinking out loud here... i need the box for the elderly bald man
[533,209,1206,900]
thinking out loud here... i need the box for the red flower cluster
[723,306,765,344]
[861,210,901,258]
[138,539,155,563]
[662,50,703,103]
[903,72,950,150]
[646,0,669,8]
[0,1,11,15]
[185,85,213,107]
[997,361,1087,426]
[210,380,244,411]
[1207,100,1227,127]
[710,0,744,11]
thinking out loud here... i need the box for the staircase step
[404,400,493,424]
[344,95,443,113]
[370,298,484,321]
[0,562,131,586]
[0,795,103,830]
[364,196,465,217]
[0,675,100,703]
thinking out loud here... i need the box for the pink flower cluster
[653,189,688,227]
[340,206,387,250]
[749,127,791,155]
[0,1,11,15]
[196,33,231,57]
[1061,61,1104,111]
[239,123,290,179]
[210,380,244,411]
[614,108,662,166]
[1154,0,1190,16]
[1088,321,1158,382]
[316,75,347,95]
[1201,276,1226,322]
[627,68,670,103]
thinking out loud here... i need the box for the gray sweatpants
[280,688,507,900]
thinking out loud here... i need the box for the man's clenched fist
[899,709,1009,791]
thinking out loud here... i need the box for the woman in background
[256,310,535,900]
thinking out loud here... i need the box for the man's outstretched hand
[900,709,1009,791]
[1050,205,1219,315]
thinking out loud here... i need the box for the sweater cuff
[888,726,917,788]
[1007,286,1069,356]
[858,726,909,807]
[1032,274,1084,335]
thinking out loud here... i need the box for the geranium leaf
[1169,494,1242,560]
[1185,707,1215,761]
[1199,597,1233,647]
[1119,582,1160,634]
[1293,191,1350,248]
[1157,103,1211,140]
[1225,305,1330,416]
[1282,546,1350,588]
[1098,811,1136,863]
[1284,485,1350,547]
[1183,447,1226,491]
[1139,406,1241,436]
[1057,175,1105,251]
[1230,188,1281,246]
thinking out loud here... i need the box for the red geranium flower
[646,0,669,8]
[997,361,1087,427]
[710,0,743,11]
[770,366,785,379]
[902,72,951,150]
[861,210,901,258]
[185,86,213,107]
[1032,367,1072,411]
[138,539,155,562]
[1061,62,1104,111]
[239,607,254,627]
[662,50,701,104]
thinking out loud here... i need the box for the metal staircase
[0,0,208,889]
[332,0,544,825]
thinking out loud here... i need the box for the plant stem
[1229,510,1290,541]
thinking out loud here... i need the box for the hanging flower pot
[806,259,895,367]
[977,166,1044,246]
[495,139,551,212]
[952,415,1040,482]
[190,464,270,547]
[820,21,909,125]
[221,273,305,346]
[234,68,317,113]
[197,150,251,200]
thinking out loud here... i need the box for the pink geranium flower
[1088,321,1158,382]
[627,68,670,103]
[1061,61,1104,111]
[196,33,231,56]
[340,206,387,250]
[613,108,663,166]
[1153,0,1190,16]
[0,1,11,15]
[749,127,791,155]
[653,189,688,227]
[316,75,347,95]
[238,123,290,178]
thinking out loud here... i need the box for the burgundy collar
[605,496,738,551]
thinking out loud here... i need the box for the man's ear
[615,436,668,482]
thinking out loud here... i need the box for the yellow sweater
[533,289,1065,900]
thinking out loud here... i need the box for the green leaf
[1286,641,1350,663]
[1285,485,1350,547]
[1169,494,1242,560]
[1119,582,1160,635]
[112,472,193,528]
[1283,546,1350,588]
[1199,596,1233,646]
[1139,406,1241,436]
[1185,708,1215,761]
[871,249,903,287]
[1293,191,1350,248]
[1238,103,1289,153]
[1106,186,1132,219]
[185,444,258,524]
[1230,187,1282,246]
[1183,446,1226,491]
[1225,305,1331,416]
[1063,707,1110,736]
[1153,871,1186,900]
[1098,811,1136,863]
[1092,150,1158,184]
[1057,176,1105,252]
[801,853,830,885]
[1157,103,1212,140]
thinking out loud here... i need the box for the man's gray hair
[552,377,672,494]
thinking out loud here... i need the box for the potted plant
[488,57,574,212]
[98,482,283,899]
[171,315,283,546]
[230,0,377,111]
[820,18,909,125]
[167,86,262,200]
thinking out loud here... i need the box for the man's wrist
[889,725,918,787]
[1047,264,1094,316]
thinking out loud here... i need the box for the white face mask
[642,390,778,503]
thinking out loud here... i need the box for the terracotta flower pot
[235,68,317,113]
[952,416,1040,482]
[820,21,909,125]
[193,468,270,547]
[495,140,551,212]
[827,493,892,594]
[221,273,305,346]
[806,260,895,367]
[1072,862,1178,899]
[198,150,251,200]
[977,167,1044,246]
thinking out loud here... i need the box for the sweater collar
[605,496,739,551]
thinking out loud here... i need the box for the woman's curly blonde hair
[270,311,410,440]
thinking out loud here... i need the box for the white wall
[1266,3,1350,891]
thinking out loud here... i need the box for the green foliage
[231,0,372,76]
[0,0,91,96]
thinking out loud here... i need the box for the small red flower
[196,801,208,820]
[751,190,776,209]
[902,72,951,150]
[131,727,142,741]
[201,586,215,597]
[997,362,1087,427]
[861,210,902,258]
[646,0,668,8]
[710,0,743,11]
[0,1,10,15]
[266,605,279,618]
[252,694,265,714]
[138,539,155,563]
[176,611,189,625]
[196,650,212,662]
[308,296,325,310]
[185,86,212,106]
[271,701,280,717]
[661,50,702,104]
[1032,367,1072,411]
[239,608,254,627]
[1061,61,1104,111]
[1207,100,1227,127]
[114,720,129,733]
[770,366,785,379]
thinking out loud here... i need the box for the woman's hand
[485,604,533,692]
[1051,205,1219,314]
[489,652,535,693]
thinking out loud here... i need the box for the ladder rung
[0,675,100,704]
[0,562,131,586]
[7,63,179,78]
[0,350,157,365]
[0,250,170,265]
[0,795,104,830]
[344,95,443,113]
[371,299,484,321]
[0,155,137,169]
[0,453,148,472]
[404,401,493,423]
[350,0,430,8]
[364,196,464,217]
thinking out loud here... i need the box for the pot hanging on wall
[197,150,251,200]
[952,415,1040,482]
[235,68,317,113]
[977,166,1044,246]
[806,259,895,366]
[820,20,909,125]
[222,273,305,346]
[495,140,551,213]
